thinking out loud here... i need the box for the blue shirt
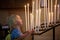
[11,28,22,40]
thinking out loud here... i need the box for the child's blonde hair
[8,14,23,31]
[8,14,18,31]
[8,15,16,27]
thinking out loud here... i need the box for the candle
[51,0,53,12]
[49,12,51,24]
[38,9,41,26]
[47,0,50,26]
[54,5,56,24]
[27,3,30,30]
[24,5,27,31]
[38,0,41,28]
[51,0,53,24]
[35,0,39,26]
[57,4,59,21]
[35,0,39,33]
[45,0,48,28]
[44,0,46,28]
[53,0,57,24]
[51,12,53,23]
[30,13,34,30]
[32,1,34,29]
[35,10,39,33]
[55,0,57,5]
[32,1,34,14]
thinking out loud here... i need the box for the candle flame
[57,4,59,7]
[54,5,56,7]
[27,3,29,6]
[24,5,26,7]
[32,1,34,4]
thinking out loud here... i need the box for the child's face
[16,15,23,25]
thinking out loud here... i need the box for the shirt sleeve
[11,29,22,39]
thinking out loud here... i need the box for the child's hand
[27,29,34,34]
[32,29,34,32]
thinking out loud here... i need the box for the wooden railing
[32,23,60,40]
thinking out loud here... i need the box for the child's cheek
[16,20,21,25]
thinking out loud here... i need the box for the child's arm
[21,30,33,37]
[17,30,34,39]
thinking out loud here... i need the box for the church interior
[0,0,60,40]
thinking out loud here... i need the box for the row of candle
[24,3,30,31]
[24,0,60,31]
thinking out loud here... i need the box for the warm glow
[27,3,30,30]
[24,5,27,31]
[54,5,57,24]
[27,3,29,6]
[57,4,59,20]
[24,5,26,8]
